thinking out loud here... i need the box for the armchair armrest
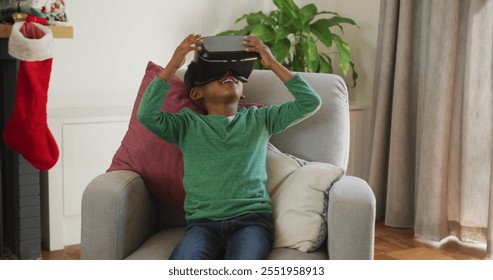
[327,176,376,259]
[81,170,158,259]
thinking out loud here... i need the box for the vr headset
[192,35,260,85]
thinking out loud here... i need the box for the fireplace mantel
[0,23,73,39]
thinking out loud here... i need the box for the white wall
[330,0,380,105]
[49,0,380,109]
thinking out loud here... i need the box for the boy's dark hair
[184,61,206,112]
[184,61,198,94]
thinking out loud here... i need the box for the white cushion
[266,143,344,252]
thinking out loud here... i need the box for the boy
[137,34,321,260]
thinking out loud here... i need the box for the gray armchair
[81,69,376,260]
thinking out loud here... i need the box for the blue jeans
[169,212,273,260]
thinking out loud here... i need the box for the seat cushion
[124,227,327,260]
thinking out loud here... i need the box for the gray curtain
[369,0,493,258]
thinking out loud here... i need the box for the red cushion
[108,61,262,211]
[108,61,205,211]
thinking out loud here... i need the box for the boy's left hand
[243,35,276,69]
[243,35,294,82]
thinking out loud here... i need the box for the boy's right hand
[159,34,202,82]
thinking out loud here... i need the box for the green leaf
[235,14,248,24]
[317,10,340,16]
[309,19,333,48]
[292,44,305,71]
[326,16,358,27]
[330,34,351,76]
[318,54,333,73]
[270,38,291,63]
[301,36,319,72]
[273,0,300,18]
[263,16,278,27]
[275,26,290,41]
[306,37,318,62]
[269,10,281,26]
[235,14,252,24]
[349,61,358,87]
[274,0,304,30]
[250,24,276,42]
[236,11,266,25]
[321,53,334,73]
[300,4,317,24]
[326,16,358,33]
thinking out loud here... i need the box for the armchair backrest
[177,69,350,168]
[160,69,350,228]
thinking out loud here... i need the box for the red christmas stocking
[4,20,59,171]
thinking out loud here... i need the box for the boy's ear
[240,94,246,99]
[190,87,203,100]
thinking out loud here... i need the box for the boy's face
[190,72,244,103]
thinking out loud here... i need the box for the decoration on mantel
[1,0,67,25]
[0,0,72,38]
[3,15,59,170]
[32,0,68,25]
[0,0,32,23]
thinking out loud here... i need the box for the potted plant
[218,0,358,86]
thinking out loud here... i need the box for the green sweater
[137,74,321,221]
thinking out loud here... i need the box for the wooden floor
[374,221,487,260]
[41,221,488,260]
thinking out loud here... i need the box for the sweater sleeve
[261,73,322,135]
[137,77,186,145]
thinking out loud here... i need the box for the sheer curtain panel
[369,0,493,258]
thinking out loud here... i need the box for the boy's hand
[243,35,294,82]
[243,35,276,69]
[169,34,203,69]
[159,34,202,82]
